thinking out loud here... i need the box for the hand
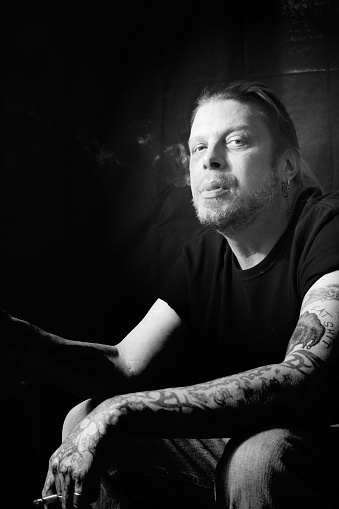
[0,308,16,347]
[0,309,47,352]
[42,414,108,509]
[1,309,126,398]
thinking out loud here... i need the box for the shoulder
[293,187,339,238]
[292,187,339,298]
[297,187,339,220]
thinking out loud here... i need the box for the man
[3,81,339,508]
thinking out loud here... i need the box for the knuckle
[51,460,60,475]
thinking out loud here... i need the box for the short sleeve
[158,253,190,325]
[298,213,339,299]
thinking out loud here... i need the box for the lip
[200,180,231,199]
[201,188,230,199]
[202,180,226,192]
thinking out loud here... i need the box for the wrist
[77,410,109,453]
[91,396,131,435]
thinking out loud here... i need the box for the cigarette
[33,494,62,506]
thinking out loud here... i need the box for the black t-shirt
[159,187,339,383]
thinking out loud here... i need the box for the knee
[214,428,294,507]
[62,398,97,440]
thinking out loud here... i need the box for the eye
[191,144,206,155]
[227,137,246,148]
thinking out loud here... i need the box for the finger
[41,466,59,506]
[72,487,95,508]
[42,459,57,495]
[73,491,83,509]
[60,468,75,509]
[73,477,96,508]
[48,458,66,509]
[54,472,63,504]
[73,476,87,508]
[73,467,101,506]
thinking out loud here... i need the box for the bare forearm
[89,350,337,438]
[2,314,133,398]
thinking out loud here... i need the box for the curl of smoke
[96,119,191,188]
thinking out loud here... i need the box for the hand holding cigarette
[33,494,62,506]
[33,493,83,507]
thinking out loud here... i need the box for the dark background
[2,0,339,506]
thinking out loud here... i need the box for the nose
[202,145,225,171]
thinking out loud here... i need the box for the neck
[221,192,298,270]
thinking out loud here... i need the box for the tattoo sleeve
[83,279,339,439]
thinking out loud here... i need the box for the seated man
[3,80,339,509]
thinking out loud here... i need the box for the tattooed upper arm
[285,270,339,362]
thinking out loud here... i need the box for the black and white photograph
[2,1,339,508]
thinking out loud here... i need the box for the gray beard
[193,174,280,235]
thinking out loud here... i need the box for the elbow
[104,345,137,382]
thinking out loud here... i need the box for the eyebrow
[188,125,251,145]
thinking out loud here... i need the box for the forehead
[190,98,270,139]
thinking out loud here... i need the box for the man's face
[188,99,281,234]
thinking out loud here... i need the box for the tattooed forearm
[86,347,335,439]
[281,350,325,372]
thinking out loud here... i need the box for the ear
[282,147,301,182]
